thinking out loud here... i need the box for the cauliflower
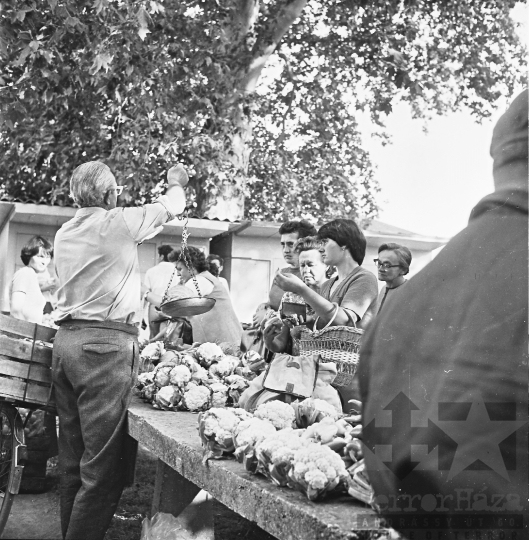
[178,354,198,368]
[209,358,234,379]
[209,382,229,408]
[302,416,339,444]
[198,408,251,461]
[190,364,209,384]
[225,374,250,406]
[201,408,240,440]
[234,417,276,450]
[140,382,157,402]
[159,350,180,364]
[154,386,182,411]
[153,366,173,388]
[304,469,328,490]
[182,385,210,412]
[169,365,192,387]
[254,401,295,430]
[234,366,257,380]
[288,442,348,500]
[241,350,266,373]
[219,342,241,356]
[137,371,155,387]
[292,397,341,428]
[196,342,224,367]
[140,341,165,361]
[232,408,253,422]
[224,374,248,388]
[255,428,304,486]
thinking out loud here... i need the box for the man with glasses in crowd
[373,243,412,314]
[52,161,188,540]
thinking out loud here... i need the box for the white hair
[70,161,115,208]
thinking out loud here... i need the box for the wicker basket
[292,323,363,387]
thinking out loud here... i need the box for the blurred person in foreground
[358,90,528,538]
[52,161,187,540]
[374,242,412,314]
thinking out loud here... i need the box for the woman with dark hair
[10,235,58,493]
[274,218,378,331]
[271,219,378,411]
[146,246,242,344]
[10,235,54,324]
[207,253,229,291]
[374,243,412,314]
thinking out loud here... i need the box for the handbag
[262,353,319,400]
[292,304,363,388]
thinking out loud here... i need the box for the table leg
[152,459,214,539]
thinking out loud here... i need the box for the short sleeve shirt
[319,266,378,330]
[54,197,175,325]
[10,267,46,324]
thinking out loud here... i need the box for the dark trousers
[52,321,139,540]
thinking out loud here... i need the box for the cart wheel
[0,404,19,533]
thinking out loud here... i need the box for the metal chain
[161,210,202,304]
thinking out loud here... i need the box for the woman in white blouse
[10,235,55,324]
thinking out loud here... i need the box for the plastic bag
[140,512,183,540]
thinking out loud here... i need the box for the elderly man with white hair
[52,161,188,540]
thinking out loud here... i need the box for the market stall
[127,397,391,540]
[129,338,398,540]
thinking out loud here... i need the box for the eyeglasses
[374,259,401,270]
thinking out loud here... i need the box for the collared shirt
[55,197,176,325]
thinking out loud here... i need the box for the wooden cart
[0,314,56,532]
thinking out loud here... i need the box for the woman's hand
[263,316,289,353]
[274,272,306,295]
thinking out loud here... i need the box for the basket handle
[313,303,339,331]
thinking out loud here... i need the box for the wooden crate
[0,314,56,409]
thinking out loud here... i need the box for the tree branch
[240,0,308,94]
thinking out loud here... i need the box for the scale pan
[159,297,216,317]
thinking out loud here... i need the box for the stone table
[127,398,386,540]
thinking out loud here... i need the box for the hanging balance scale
[158,212,216,318]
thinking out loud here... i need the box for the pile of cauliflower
[135,341,263,412]
[137,341,374,504]
[196,396,374,504]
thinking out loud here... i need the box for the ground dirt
[0,446,275,540]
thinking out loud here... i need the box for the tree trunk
[203,105,251,221]
[202,0,308,221]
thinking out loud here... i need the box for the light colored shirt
[189,272,243,344]
[10,266,46,324]
[218,276,230,292]
[55,197,176,325]
[144,261,178,298]
[184,274,214,296]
